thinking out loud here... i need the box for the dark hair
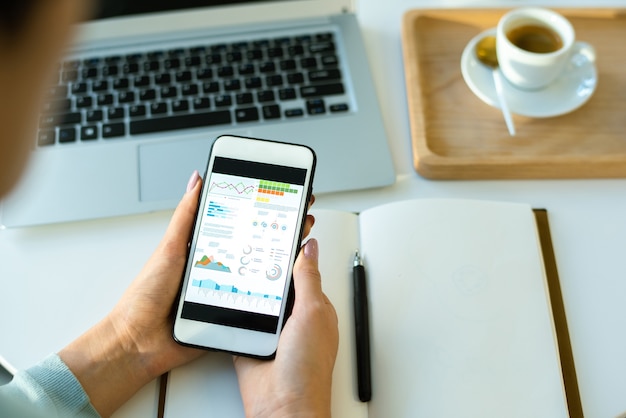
[0,0,40,37]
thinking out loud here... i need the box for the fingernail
[186,170,200,193]
[304,238,319,261]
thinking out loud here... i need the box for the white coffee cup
[496,7,595,90]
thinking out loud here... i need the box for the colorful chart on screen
[184,171,303,316]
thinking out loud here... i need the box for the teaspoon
[475,35,516,136]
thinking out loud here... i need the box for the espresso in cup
[506,24,563,54]
[496,8,594,90]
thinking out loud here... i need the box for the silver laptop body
[1,0,394,227]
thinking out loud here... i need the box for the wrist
[241,381,332,418]
[273,396,332,418]
[58,315,152,417]
[265,396,332,418]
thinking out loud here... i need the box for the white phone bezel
[173,135,315,358]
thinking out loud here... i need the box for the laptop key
[92,80,109,92]
[262,105,281,120]
[295,35,311,43]
[129,105,146,118]
[193,97,211,110]
[97,94,114,106]
[246,50,262,61]
[309,42,335,54]
[245,77,262,89]
[125,53,143,62]
[223,79,241,91]
[238,63,255,75]
[185,55,202,67]
[150,102,168,115]
[197,68,213,79]
[164,58,181,70]
[236,92,253,105]
[113,78,130,90]
[279,88,296,100]
[123,63,140,74]
[300,57,317,69]
[235,107,259,123]
[70,82,86,95]
[81,126,98,141]
[147,50,164,59]
[205,53,222,65]
[59,127,77,143]
[86,109,103,122]
[102,65,119,77]
[38,130,56,146]
[288,45,305,56]
[118,91,135,103]
[321,55,339,67]
[160,86,177,98]
[62,112,82,125]
[176,71,192,83]
[279,59,296,71]
[257,91,275,102]
[144,60,160,72]
[130,110,232,135]
[172,99,189,113]
[226,51,243,63]
[140,89,157,101]
[215,95,232,107]
[285,108,304,118]
[287,73,304,84]
[308,69,341,83]
[203,81,219,93]
[267,47,283,58]
[134,75,150,87]
[75,96,93,108]
[315,33,334,42]
[266,75,283,87]
[330,103,349,112]
[300,83,344,98]
[306,99,326,115]
[105,55,122,64]
[155,73,171,85]
[103,123,125,138]
[259,62,276,73]
[108,107,125,120]
[218,66,234,77]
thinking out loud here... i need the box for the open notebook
[0,0,394,227]
[159,199,582,418]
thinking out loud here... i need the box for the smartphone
[173,135,316,358]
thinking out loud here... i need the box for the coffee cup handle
[570,41,596,67]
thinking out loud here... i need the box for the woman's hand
[59,172,206,417]
[233,238,339,418]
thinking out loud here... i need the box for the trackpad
[138,137,213,202]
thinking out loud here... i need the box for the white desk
[2,1,626,417]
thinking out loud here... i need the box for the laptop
[0,0,395,227]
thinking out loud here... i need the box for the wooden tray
[401,8,626,179]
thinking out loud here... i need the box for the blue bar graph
[192,278,282,301]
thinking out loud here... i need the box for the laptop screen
[93,0,285,20]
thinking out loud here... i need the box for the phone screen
[180,156,307,334]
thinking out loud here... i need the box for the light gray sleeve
[0,353,101,417]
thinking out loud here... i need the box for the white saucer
[460,28,597,118]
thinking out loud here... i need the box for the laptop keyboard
[38,32,348,146]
